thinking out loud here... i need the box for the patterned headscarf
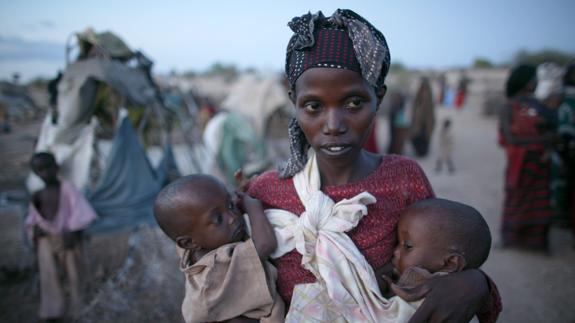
[279,9,390,178]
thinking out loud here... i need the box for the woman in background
[499,64,556,251]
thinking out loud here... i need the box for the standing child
[153,174,284,323]
[435,118,455,174]
[26,152,98,321]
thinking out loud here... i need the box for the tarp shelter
[28,29,177,234]
[220,73,292,138]
[208,73,293,184]
[86,116,177,234]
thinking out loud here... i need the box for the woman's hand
[408,269,489,323]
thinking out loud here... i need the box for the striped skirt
[502,150,552,249]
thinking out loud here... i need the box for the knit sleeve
[476,272,502,323]
[403,158,435,203]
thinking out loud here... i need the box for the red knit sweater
[248,155,434,301]
[248,154,501,322]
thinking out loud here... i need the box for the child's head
[153,174,247,252]
[30,152,59,184]
[442,118,452,129]
[393,198,491,276]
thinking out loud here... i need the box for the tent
[28,28,180,234]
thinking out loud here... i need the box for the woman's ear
[288,89,296,105]
[376,85,387,111]
[441,253,467,273]
[176,235,198,251]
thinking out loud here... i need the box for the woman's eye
[403,242,413,250]
[345,98,364,110]
[303,101,321,112]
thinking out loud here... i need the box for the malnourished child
[26,152,98,320]
[154,174,285,323]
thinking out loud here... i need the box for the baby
[153,174,284,323]
[385,198,492,306]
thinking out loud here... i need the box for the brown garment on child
[179,239,285,323]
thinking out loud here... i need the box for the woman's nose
[323,108,346,135]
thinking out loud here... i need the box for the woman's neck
[317,150,380,187]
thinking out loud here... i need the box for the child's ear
[441,253,466,273]
[176,235,198,251]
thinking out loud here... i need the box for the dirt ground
[1,91,574,322]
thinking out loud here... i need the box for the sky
[1,0,574,81]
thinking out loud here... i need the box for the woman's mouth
[319,144,352,156]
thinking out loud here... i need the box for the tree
[513,49,574,66]
[389,62,406,73]
[472,57,494,68]
[205,62,238,79]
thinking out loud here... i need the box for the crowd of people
[499,62,575,253]
[21,6,575,323]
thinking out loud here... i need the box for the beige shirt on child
[179,239,285,323]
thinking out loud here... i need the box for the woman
[248,9,501,322]
[499,64,556,251]
[410,77,436,157]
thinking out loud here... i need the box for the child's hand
[241,193,264,216]
[33,226,46,243]
[234,169,250,193]
[235,191,264,216]
[382,266,435,302]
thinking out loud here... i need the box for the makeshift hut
[27,28,183,234]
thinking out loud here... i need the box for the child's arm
[241,193,277,261]
[32,225,46,245]
[30,192,45,245]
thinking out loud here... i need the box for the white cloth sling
[264,150,416,322]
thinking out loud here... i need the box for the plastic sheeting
[220,73,291,137]
[86,117,178,234]
[57,58,159,130]
[218,112,267,185]
[27,115,96,192]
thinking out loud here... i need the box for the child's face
[179,181,247,251]
[392,208,450,276]
[293,68,382,165]
[31,158,59,184]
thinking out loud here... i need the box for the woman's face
[292,67,383,167]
